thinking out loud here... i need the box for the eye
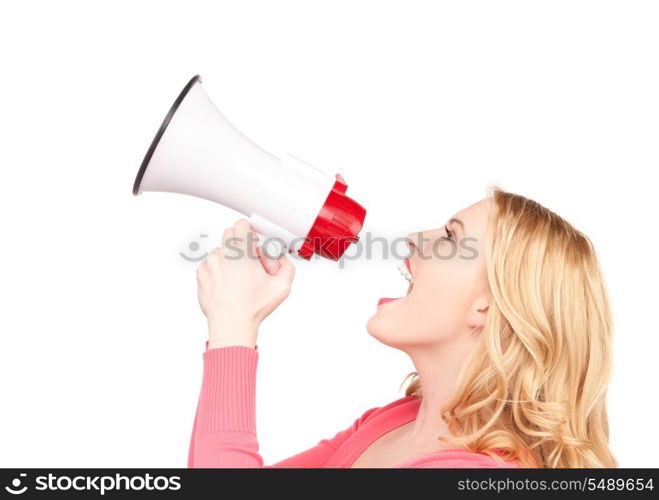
[444,225,454,241]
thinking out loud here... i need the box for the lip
[378,297,402,306]
[405,258,412,275]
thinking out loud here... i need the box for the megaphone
[132,75,366,261]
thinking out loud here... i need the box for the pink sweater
[187,344,521,468]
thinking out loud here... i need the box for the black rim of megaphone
[132,74,202,196]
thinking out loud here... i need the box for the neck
[404,336,476,443]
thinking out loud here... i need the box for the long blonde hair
[403,187,616,468]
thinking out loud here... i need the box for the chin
[366,313,406,349]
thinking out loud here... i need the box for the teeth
[397,263,414,284]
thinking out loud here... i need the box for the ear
[466,293,489,330]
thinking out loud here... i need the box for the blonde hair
[403,186,616,468]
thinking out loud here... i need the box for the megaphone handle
[247,214,299,258]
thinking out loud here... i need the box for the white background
[1,1,657,468]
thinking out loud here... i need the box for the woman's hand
[196,218,296,349]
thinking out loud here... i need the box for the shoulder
[401,449,522,469]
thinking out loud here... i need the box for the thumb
[274,252,296,287]
[256,245,281,275]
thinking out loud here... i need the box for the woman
[187,187,617,468]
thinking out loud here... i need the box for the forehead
[450,198,490,234]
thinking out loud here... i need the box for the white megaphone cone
[133,75,366,261]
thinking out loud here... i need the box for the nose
[405,232,419,258]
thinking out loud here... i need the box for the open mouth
[401,259,414,293]
[377,260,414,306]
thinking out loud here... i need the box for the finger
[221,226,234,247]
[203,247,222,269]
[234,218,260,261]
[221,226,236,259]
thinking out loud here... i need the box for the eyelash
[445,226,454,241]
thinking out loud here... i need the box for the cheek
[408,283,469,333]
[366,257,486,345]
[407,266,475,327]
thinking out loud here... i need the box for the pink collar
[326,396,520,468]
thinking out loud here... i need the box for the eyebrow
[448,218,464,233]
